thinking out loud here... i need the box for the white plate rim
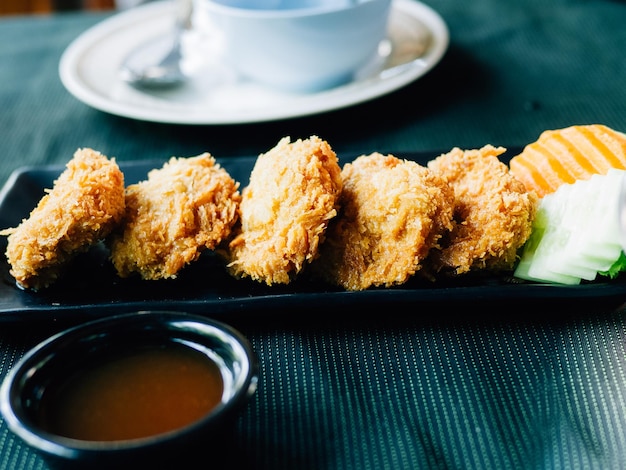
[59,0,449,125]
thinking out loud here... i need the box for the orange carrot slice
[509,124,626,197]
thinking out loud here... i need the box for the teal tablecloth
[1,0,626,185]
[1,1,626,469]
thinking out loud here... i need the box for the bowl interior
[0,311,258,463]
[203,0,367,14]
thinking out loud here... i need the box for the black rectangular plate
[0,150,624,322]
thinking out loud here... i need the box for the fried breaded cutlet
[1,148,125,290]
[108,153,241,280]
[312,153,455,291]
[426,145,538,276]
[225,136,342,285]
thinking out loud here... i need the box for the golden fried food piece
[108,153,240,280]
[312,153,455,291]
[226,136,342,285]
[427,145,538,276]
[2,148,125,290]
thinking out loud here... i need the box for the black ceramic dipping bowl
[0,311,258,469]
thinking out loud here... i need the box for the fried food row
[225,136,342,285]
[1,148,125,290]
[309,145,536,289]
[2,149,240,290]
[311,152,455,291]
[109,153,241,281]
[2,136,538,291]
[427,145,537,276]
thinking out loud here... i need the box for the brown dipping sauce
[38,344,224,441]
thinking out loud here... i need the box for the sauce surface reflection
[39,344,224,441]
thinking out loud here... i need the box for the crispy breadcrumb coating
[108,153,240,280]
[426,145,538,276]
[312,153,455,291]
[226,136,342,285]
[1,148,125,290]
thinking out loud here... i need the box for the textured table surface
[1,0,626,468]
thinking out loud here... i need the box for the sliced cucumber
[544,180,597,281]
[513,169,626,284]
[574,170,623,269]
[514,185,582,284]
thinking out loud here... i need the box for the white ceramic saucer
[59,0,449,124]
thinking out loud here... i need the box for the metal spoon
[119,0,193,89]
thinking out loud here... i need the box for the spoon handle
[175,0,194,32]
[118,0,194,88]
